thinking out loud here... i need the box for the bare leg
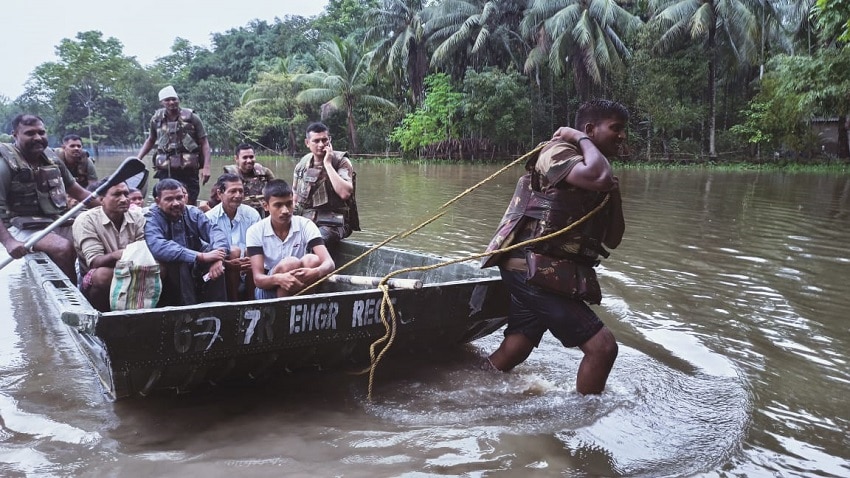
[576,326,618,394]
[84,267,115,312]
[488,333,535,372]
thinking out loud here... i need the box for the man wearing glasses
[292,122,359,247]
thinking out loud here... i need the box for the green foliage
[231,72,306,154]
[26,31,142,146]
[183,78,244,152]
[295,37,396,152]
[461,68,532,152]
[390,73,462,154]
[815,0,850,43]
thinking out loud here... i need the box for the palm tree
[364,0,430,105]
[649,0,764,160]
[521,0,642,99]
[427,0,531,74]
[295,38,397,153]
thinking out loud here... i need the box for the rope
[363,193,610,400]
[287,139,607,400]
[296,142,547,297]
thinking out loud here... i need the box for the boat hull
[25,241,508,400]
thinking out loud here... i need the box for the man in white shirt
[246,179,334,299]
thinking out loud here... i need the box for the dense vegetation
[0,0,847,163]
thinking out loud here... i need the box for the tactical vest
[482,148,611,269]
[293,151,360,234]
[0,143,68,219]
[152,108,200,171]
[223,164,272,216]
[55,148,91,188]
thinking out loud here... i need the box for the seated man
[246,179,334,299]
[144,178,228,306]
[127,188,145,210]
[205,173,261,300]
[224,143,274,216]
[72,180,145,311]
[0,114,99,282]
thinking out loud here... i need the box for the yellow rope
[287,139,607,400]
[363,194,610,400]
[296,142,546,297]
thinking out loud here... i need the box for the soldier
[137,85,211,205]
[223,143,274,217]
[481,100,628,395]
[55,134,97,189]
[292,122,360,247]
[0,114,98,281]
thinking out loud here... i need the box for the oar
[327,274,422,289]
[0,156,147,270]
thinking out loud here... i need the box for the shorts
[499,267,604,348]
[255,287,277,300]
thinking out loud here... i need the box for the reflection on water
[1,158,848,476]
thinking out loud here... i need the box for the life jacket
[0,143,69,220]
[223,164,273,216]
[54,147,92,188]
[151,108,200,171]
[482,142,612,269]
[293,151,360,234]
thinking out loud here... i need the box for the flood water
[0,155,848,477]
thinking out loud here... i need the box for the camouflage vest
[293,151,360,233]
[0,143,68,220]
[152,108,200,171]
[481,149,611,269]
[54,147,91,188]
[223,164,272,215]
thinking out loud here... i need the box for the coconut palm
[295,38,397,153]
[427,0,531,74]
[650,0,765,160]
[364,0,430,105]
[521,0,642,99]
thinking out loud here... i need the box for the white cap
[158,85,179,101]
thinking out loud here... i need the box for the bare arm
[290,244,335,284]
[552,127,616,192]
[67,182,101,208]
[0,222,26,259]
[137,131,155,160]
[199,136,212,185]
[322,146,353,200]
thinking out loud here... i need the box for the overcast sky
[3,0,329,100]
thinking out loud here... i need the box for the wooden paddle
[0,156,147,270]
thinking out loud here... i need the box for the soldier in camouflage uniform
[136,85,211,206]
[222,143,274,217]
[481,100,627,395]
[55,134,97,190]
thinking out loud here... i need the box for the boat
[23,240,509,400]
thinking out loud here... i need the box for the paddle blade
[100,157,147,193]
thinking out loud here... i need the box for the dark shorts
[499,267,604,348]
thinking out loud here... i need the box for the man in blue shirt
[144,178,228,305]
[205,173,260,300]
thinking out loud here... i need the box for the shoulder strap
[179,108,194,122]
[0,143,22,171]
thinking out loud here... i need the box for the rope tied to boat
[293,140,610,400]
